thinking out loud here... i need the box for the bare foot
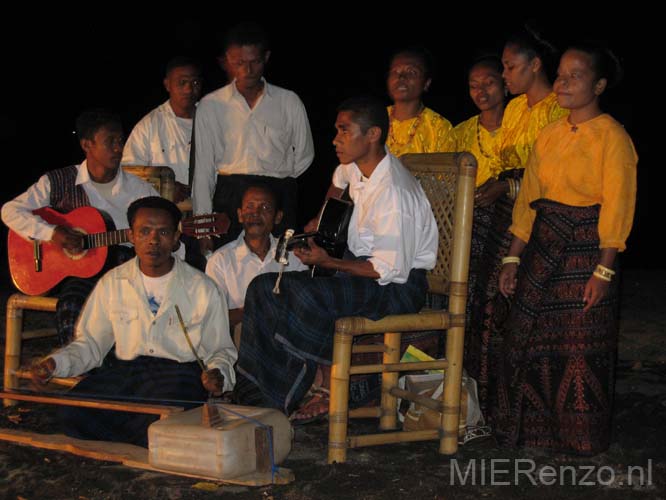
[290,386,330,425]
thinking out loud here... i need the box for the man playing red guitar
[1,109,158,344]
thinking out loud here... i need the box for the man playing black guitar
[234,96,439,422]
[2,109,158,344]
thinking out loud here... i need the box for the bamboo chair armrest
[335,311,464,336]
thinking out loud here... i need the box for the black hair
[240,181,283,212]
[468,54,504,78]
[337,96,389,145]
[222,22,270,55]
[505,22,559,83]
[127,196,182,231]
[389,46,436,79]
[566,42,624,89]
[165,55,201,77]
[75,109,122,141]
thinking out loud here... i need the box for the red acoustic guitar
[7,206,229,296]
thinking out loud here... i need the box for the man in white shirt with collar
[192,22,314,255]
[234,96,438,419]
[2,109,158,344]
[122,56,202,204]
[31,196,237,447]
[205,182,307,341]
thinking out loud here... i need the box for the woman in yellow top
[386,47,453,156]
[495,44,637,455]
[451,56,507,405]
[452,56,506,189]
[468,28,568,413]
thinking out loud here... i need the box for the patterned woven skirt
[465,187,516,412]
[489,199,619,455]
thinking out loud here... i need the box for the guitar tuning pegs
[275,229,295,265]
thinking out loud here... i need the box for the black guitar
[275,197,353,277]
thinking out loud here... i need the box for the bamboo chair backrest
[122,166,176,202]
[400,152,478,296]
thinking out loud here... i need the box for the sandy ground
[0,268,664,499]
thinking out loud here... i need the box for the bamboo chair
[120,166,176,203]
[3,166,177,405]
[123,164,192,213]
[327,152,477,463]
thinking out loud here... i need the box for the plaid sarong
[60,355,206,447]
[235,268,428,414]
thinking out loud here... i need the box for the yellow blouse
[386,106,454,157]
[452,115,502,186]
[498,93,568,171]
[511,114,638,251]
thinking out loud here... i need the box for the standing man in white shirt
[122,56,203,204]
[31,196,237,447]
[233,97,438,418]
[192,22,314,255]
[2,109,158,345]
[206,182,307,343]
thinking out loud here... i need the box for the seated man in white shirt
[192,22,314,255]
[234,96,438,420]
[206,182,307,343]
[1,109,158,345]
[121,56,202,203]
[31,196,237,447]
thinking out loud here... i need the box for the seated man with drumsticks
[31,196,237,447]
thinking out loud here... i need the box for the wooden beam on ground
[0,391,183,417]
[0,428,294,486]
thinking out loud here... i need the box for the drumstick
[174,305,206,371]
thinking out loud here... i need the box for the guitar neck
[83,229,130,249]
[285,231,318,249]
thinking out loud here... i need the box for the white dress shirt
[206,231,307,309]
[1,161,158,242]
[192,79,314,214]
[51,257,237,391]
[121,100,194,185]
[332,152,438,285]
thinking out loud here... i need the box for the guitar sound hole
[62,225,88,260]
[62,248,88,260]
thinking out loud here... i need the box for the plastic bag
[397,370,483,434]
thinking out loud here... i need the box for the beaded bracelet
[501,256,521,266]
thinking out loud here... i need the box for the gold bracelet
[506,179,516,200]
[596,264,615,276]
[593,271,612,282]
[501,256,521,266]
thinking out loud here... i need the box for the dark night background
[0,10,657,288]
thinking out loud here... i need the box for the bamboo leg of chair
[440,322,464,454]
[379,332,401,431]
[4,297,24,407]
[328,330,353,464]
